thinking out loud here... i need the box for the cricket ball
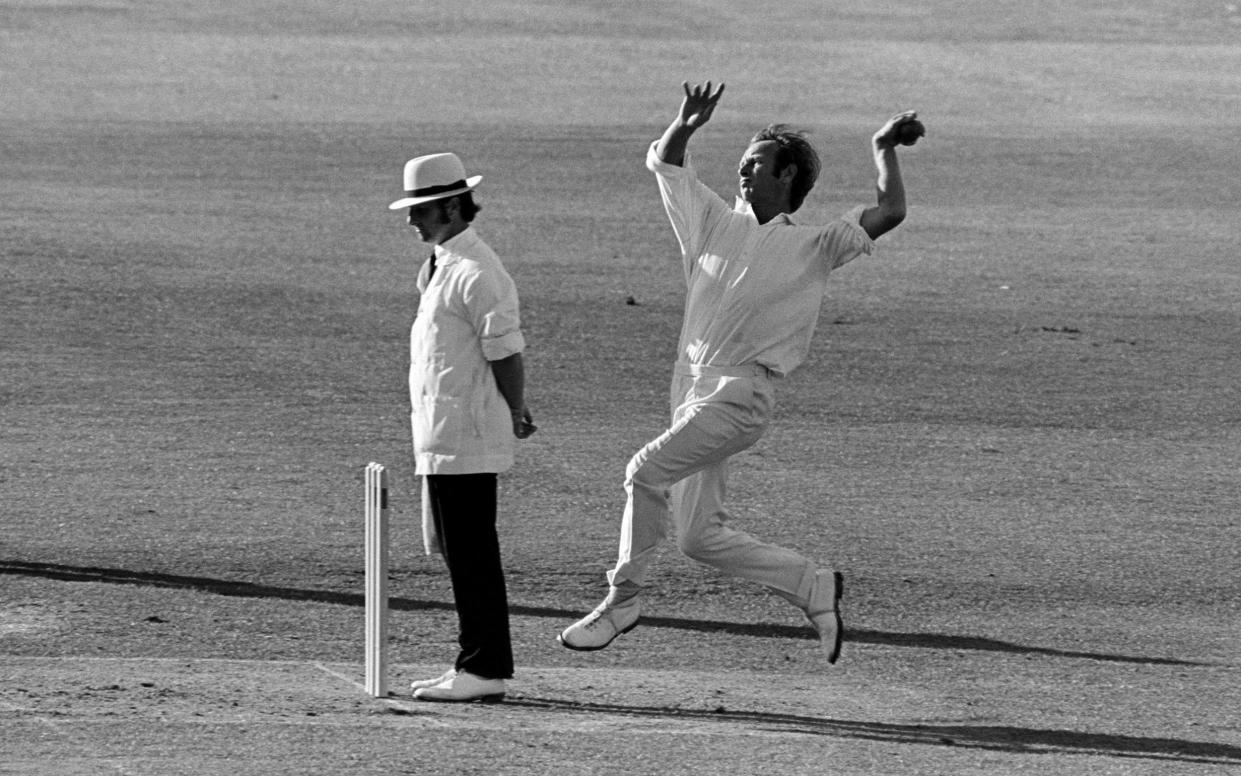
[896,121,924,146]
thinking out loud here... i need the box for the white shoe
[409,668,455,692]
[806,570,844,664]
[412,671,506,703]
[558,587,641,651]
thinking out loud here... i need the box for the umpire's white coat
[409,227,525,550]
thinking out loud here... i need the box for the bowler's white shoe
[409,668,455,692]
[558,588,640,651]
[413,671,505,703]
[806,570,844,664]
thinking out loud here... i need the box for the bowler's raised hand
[678,81,726,130]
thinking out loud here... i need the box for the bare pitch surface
[3,653,1239,776]
[3,1,1241,774]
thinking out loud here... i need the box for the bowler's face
[737,140,783,206]
[406,201,452,244]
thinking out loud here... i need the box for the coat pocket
[411,394,467,456]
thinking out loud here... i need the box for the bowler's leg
[560,400,764,651]
[606,435,674,589]
[675,458,844,664]
[674,462,816,607]
[557,432,674,651]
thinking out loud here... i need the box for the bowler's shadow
[0,560,1209,666]
[501,697,1241,766]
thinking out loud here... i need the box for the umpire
[389,152,536,702]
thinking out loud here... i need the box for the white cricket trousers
[606,363,818,610]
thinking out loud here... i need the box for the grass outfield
[3,2,1240,774]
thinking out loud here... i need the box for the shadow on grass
[501,697,1241,766]
[2,560,1207,667]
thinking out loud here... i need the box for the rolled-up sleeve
[464,271,526,361]
[481,327,525,362]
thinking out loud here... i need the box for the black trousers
[425,473,514,680]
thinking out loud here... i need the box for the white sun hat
[388,152,483,210]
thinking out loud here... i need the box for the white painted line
[313,661,365,692]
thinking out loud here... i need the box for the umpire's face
[406,199,456,245]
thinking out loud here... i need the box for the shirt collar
[432,225,475,265]
[733,197,796,225]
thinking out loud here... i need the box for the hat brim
[388,175,483,210]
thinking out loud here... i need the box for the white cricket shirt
[646,141,874,377]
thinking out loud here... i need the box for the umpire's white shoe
[413,671,505,703]
[558,587,641,651]
[806,570,844,664]
[409,668,455,692]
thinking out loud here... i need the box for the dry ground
[3,1,1240,774]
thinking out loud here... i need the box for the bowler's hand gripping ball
[896,119,925,146]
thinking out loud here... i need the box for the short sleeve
[820,205,876,270]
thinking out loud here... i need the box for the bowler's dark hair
[751,124,820,212]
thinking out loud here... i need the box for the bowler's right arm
[654,81,726,167]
